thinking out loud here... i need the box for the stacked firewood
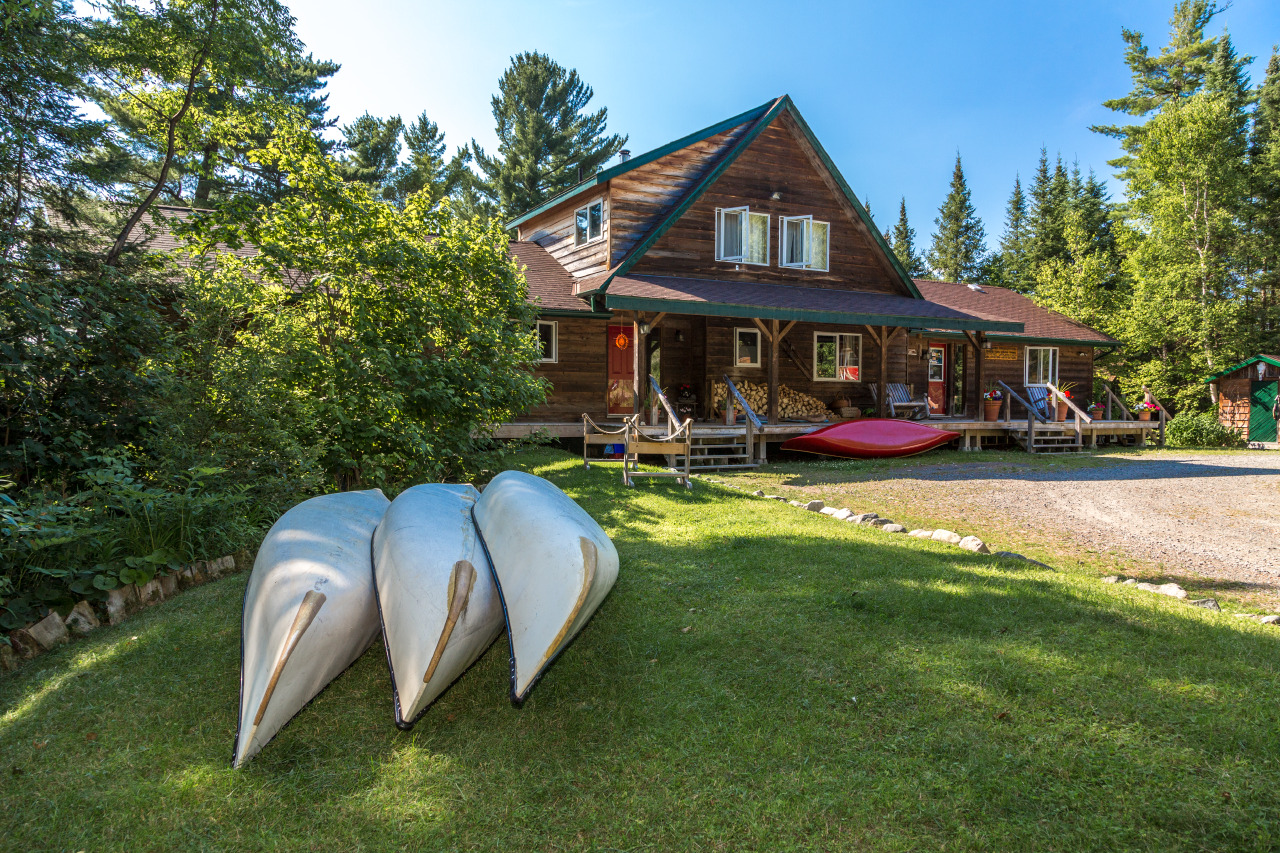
[710,380,829,419]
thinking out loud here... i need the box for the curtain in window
[784,219,807,266]
[720,210,743,259]
[747,213,768,264]
[810,221,829,271]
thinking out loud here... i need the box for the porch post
[974,333,985,420]
[877,328,889,418]
[633,315,647,422]
[768,319,780,425]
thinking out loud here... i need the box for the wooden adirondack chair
[871,383,928,419]
[1024,386,1055,421]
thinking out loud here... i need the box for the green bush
[1166,410,1246,448]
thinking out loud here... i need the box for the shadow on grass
[2,448,1279,850]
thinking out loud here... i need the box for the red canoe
[781,418,960,459]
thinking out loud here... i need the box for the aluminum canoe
[372,484,504,729]
[232,489,389,768]
[472,471,618,703]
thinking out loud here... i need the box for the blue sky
[289,0,1278,245]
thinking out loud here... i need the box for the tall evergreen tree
[337,113,403,194]
[1092,0,1223,177]
[927,154,987,282]
[386,113,459,209]
[997,176,1032,291]
[888,197,927,278]
[1248,48,1280,351]
[471,52,626,219]
[1027,149,1069,267]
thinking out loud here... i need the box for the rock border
[1,554,241,673]
[1100,574,1280,626]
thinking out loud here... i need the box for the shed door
[1249,380,1277,442]
[607,324,635,416]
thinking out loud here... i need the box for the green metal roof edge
[601,96,790,293]
[604,293,1024,334]
[536,307,614,319]
[780,101,924,300]
[914,330,1121,348]
[1201,354,1280,383]
[505,99,776,231]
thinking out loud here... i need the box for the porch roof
[601,275,1024,333]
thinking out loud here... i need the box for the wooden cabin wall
[698,318,907,415]
[519,193,611,278]
[627,119,906,296]
[655,315,704,396]
[526,316,611,421]
[609,127,747,267]
[1217,375,1251,434]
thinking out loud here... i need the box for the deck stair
[1008,427,1083,453]
[674,376,761,471]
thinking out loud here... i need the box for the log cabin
[503,95,1148,459]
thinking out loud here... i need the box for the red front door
[927,343,947,415]
[607,324,635,415]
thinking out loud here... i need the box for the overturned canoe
[232,489,389,768]
[781,418,960,459]
[472,471,619,704]
[372,484,504,729]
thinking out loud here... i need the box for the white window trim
[537,320,558,364]
[813,331,862,382]
[1024,346,1058,386]
[734,327,761,368]
[808,220,830,272]
[574,200,604,247]
[716,207,769,265]
[780,216,830,271]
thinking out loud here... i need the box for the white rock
[1135,581,1187,599]
[931,529,962,545]
[958,536,990,554]
[1260,615,1280,625]
[136,578,164,606]
[753,490,765,497]
[882,524,906,533]
[1101,576,1121,584]
[105,585,139,625]
[788,500,804,507]
[804,500,825,512]
[27,611,69,650]
[851,513,879,525]
[1189,598,1220,611]
[870,518,895,527]
[832,509,853,521]
[1121,579,1138,586]
[158,574,178,598]
[820,507,839,516]
[907,529,934,538]
[63,601,100,637]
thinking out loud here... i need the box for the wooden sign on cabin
[987,345,1020,361]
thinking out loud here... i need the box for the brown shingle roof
[913,279,1118,346]
[508,242,597,313]
[602,275,1022,333]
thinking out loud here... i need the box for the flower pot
[1088,407,1104,420]
[1138,411,1152,422]
[983,400,1001,422]
[1056,401,1069,421]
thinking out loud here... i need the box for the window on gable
[814,332,861,381]
[716,207,769,265]
[735,328,761,367]
[575,200,604,246]
[781,216,830,271]
[537,320,558,363]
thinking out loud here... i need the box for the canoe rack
[581,380,694,488]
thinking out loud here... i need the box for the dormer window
[575,200,604,246]
[780,216,829,271]
[716,207,769,265]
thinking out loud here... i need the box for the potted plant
[1055,383,1077,421]
[982,387,1003,422]
[1134,401,1160,422]
[1087,401,1105,419]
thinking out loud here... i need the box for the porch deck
[493,416,1162,456]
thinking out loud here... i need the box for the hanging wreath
[614,332,630,350]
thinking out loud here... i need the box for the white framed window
[574,200,604,246]
[781,216,830,271]
[734,327,761,367]
[716,207,769,265]
[814,332,861,381]
[1025,346,1058,386]
[537,320,558,363]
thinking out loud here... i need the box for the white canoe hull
[372,484,504,728]
[233,489,389,768]
[472,471,618,703]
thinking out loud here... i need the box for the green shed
[1204,355,1280,444]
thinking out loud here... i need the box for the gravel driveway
[731,451,1280,601]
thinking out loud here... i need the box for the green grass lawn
[3,449,1278,851]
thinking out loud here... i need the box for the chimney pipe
[577,165,583,182]
[620,149,631,163]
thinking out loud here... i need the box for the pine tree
[1027,149,1068,267]
[386,113,466,210]
[1249,48,1280,352]
[337,113,404,194]
[998,176,1032,291]
[471,52,626,219]
[888,198,927,278]
[927,155,987,282]
[1092,0,1223,177]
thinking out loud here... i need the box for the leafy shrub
[1166,410,1246,448]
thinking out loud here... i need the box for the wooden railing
[722,375,761,462]
[998,381,1045,454]
[1142,385,1170,447]
[1101,384,1131,421]
[1046,382,1092,448]
[649,376,682,435]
